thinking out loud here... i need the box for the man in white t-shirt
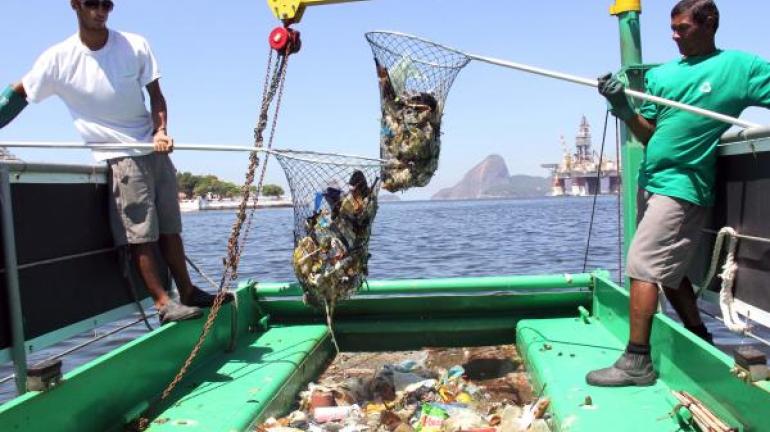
[0,0,223,323]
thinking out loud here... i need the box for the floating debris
[256,346,550,432]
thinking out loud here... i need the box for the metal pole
[0,165,27,395]
[0,142,266,153]
[466,53,760,130]
[370,31,760,130]
[612,2,644,290]
[0,142,388,165]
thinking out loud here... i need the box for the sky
[2,0,770,200]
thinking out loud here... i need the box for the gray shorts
[626,189,708,288]
[108,153,182,245]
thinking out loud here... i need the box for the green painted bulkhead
[1,272,767,431]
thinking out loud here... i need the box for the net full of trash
[255,346,551,432]
[366,32,469,193]
[275,150,382,347]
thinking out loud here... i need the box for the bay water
[1,196,759,403]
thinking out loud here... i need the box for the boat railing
[720,125,770,145]
[0,161,169,395]
[694,132,770,333]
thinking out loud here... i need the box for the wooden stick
[672,391,733,432]
[681,392,731,431]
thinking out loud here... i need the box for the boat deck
[518,317,687,431]
[515,276,770,432]
[148,325,332,432]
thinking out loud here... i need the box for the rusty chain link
[233,55,290,267]
[134,47,291,431]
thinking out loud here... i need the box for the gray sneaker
[586,352,658,387]
[159,300,203,324]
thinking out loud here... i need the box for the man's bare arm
[146,80,173,153]
[625,114,656,145]
[11,82,26,97]
[146,80,167,133]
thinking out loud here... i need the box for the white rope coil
[717,229,748,333]
[698,227,749,333]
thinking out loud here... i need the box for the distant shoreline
[179,197,292,212]
[180,194,619,212]
[427,194,619,203]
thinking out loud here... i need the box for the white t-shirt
[22,29,161,161]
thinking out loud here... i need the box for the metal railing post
[0,164,27,395]
[611,1,644,290]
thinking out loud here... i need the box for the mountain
[432,155,550,200]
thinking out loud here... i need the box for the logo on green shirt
[699,82,712,94]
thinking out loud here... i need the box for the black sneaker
[159,300,203,324]
[586,352,658,387]
[181,286,233,308]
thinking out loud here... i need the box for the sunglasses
[82,0,114,12]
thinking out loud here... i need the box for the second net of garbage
[276,150,381,311]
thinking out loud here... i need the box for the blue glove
[597,73,635,121]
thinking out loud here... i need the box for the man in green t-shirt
[587,0,770,387]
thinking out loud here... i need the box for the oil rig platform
[541,116,620,196]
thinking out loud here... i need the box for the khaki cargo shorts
[626,189,708,289]
[108,153,182,245]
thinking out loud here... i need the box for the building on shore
[541,116,620,197]
[179,196,292,212]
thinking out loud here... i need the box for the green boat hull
[1,272,766,431]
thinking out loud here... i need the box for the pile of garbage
[256,347,550,432]
[376,59,443,193]
[291,169,379,309]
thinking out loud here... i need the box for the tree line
[176,172,285,199]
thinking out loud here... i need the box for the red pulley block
[269,26,301,55]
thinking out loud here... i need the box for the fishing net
[275,150,382,315]
[366,31,469,193]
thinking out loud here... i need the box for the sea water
[1,196,761,403]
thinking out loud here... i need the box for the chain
[221,54,289,283]
[134,47,291,431]
[233,56,290,268]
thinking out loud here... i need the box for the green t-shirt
[638,50,770,206]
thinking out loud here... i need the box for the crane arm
[267,0,368,23]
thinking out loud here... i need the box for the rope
[717,230,747,333]
[697,227,749,334]
[697,227,732,295]
[582,110,610,273]
[120,248,155,332]
[184,254,240,353]
[135,45,292,431]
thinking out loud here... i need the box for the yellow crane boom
[267,0,368,23]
